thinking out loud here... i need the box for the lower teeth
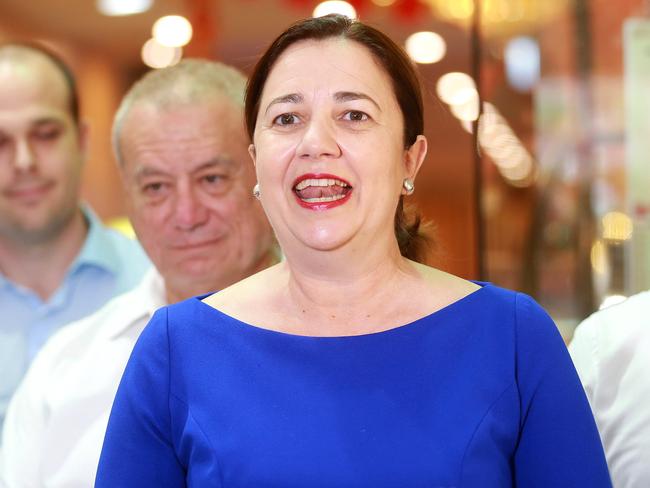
[302,194,346,203]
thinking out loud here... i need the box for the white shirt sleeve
[0,343,53,488]
[569,293,650,488]
[569,316,600,405]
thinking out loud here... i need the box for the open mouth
[293,175,352,208]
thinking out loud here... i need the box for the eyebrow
[333,91,381,111]
[134,157,235,181]
[32,117,65,127]
[264,91,381,114]
[265,93,303,115]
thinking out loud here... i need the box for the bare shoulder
[407,260,481,304]
[202,263,286,316]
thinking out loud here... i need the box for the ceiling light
[313,1,357,19]
[405,31,446,64]
[436,72,476,105]
[152,15,193,48]
[141,38,182,69]
[96,0,152,16]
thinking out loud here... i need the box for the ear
[77,120,90,162]
[404,135,427,180]
[248,144,257,167]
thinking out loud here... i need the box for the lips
[170,237,223,250]
[4,182,54,203]
[292,173,352,210]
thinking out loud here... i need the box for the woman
[96,15,611,487]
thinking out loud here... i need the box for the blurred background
[3,0,650,339]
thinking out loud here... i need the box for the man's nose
[14,138,36,172]
[296,116,342,161]
[174,185,210,231]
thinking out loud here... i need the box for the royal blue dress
[96,283,611,487]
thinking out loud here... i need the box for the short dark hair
[0,42,80,125]
[244,14,430,262]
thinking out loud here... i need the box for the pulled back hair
[244,14,430,263]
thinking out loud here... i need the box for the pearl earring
[402,178,414,195]
[253,183,261,199]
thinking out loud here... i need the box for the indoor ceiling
[0,0,451,70]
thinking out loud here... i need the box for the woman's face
[251,38,426,258]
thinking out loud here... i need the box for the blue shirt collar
[69,205,122,275]
[0,205,120,292]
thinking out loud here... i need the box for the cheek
[130,201,170,236]
[254,138,297,178]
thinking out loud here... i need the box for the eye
[142,182,167,196]
[273,113,300,126]
[201,174,225,185]
[342,110,369,122]
[32,127,62,141]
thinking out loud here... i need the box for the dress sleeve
[512,293,611,487]
[95,307,186,487]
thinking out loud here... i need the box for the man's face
[119,100,273,300]
[0,53,86,245]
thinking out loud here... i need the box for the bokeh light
[313,1,357,19]
[504,36,540,92]
[141,38,182,69]
[436,72,477,105]
[96,0,152,16]
[152,15,193,48]
[602,211,634,241]
[405,31,446,64]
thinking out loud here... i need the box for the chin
[182,259,219,276]
[294,230,354,253]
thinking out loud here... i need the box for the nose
[14,138,36,172]
[296,116,342,160]
[174,183,210,232]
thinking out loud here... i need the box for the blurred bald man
[0,59,277,487]
[0,44,149,433]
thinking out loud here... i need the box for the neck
[0,209,87,300]
[280,236,416,335]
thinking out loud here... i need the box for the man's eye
[273,113,299,126]
[342,111,368,122]
[143,182,165,194]
[32,129,61,140]
[203,174,223,184]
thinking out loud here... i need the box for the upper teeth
[295,178,349,191]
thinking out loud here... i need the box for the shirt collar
[105,268,167,339]
[71,205,122,274]
[0,205,113,291]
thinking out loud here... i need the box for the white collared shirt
[0,269,166,488]
[569,290,650,488]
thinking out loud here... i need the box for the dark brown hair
[0,42,80,125]
[244,14,430,262]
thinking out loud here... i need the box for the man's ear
[77,120,90,163]
[248,144,256,167]
[404,135,428,181]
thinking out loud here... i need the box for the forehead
[0,53,71,119]
[262,38,395,103]
[120,100,248,170]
